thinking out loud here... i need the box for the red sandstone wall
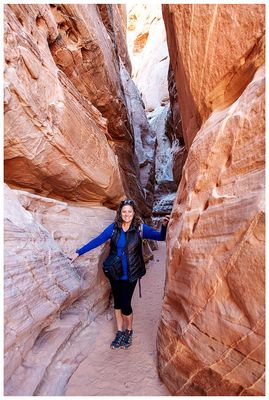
[158,5,265,395]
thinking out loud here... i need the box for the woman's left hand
[162,215,170,226]
[67,252,79,263]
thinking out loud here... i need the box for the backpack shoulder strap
[138,222,143,238]
[110,224,119,251]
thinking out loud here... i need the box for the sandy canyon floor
[65,242,170,396]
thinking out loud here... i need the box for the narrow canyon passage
[4,3,265,396]
[65,242,169,396]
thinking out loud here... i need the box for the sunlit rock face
[4,185,115,395]
[46,3,151,215]
[47,3,132,144]
[4,4,125,207]
[162,4,265,148]
[158,4,265,396]
[4,4,152,215]
[127,3,169,111]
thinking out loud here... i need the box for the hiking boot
[110,330,125,349]
[121,329,133,349]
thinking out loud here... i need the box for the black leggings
[109,279,137,316]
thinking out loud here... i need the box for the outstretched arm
[142,215,170,241]
[68,222,114,262]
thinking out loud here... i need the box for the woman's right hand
[162,215,170,226]
[68,252,79,263]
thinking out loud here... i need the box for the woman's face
[121,205,134,224]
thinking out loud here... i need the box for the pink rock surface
[4,4,125,206]
[4,185,169,396]
[162,4,265,148]
[4,185,115,395]
[157,66,265,395]
[46,4,150,214]
[47,4,130,141]
[4,3,265,397]
[4,4,150,214]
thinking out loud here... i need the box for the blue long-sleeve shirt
[76,223,167,280]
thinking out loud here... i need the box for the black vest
[110,223,146,282]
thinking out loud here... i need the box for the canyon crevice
[4,3,265,396]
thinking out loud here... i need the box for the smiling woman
[68,198,170,350]
[121,203,135,230]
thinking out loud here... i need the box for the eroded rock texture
[158,4,265,395]
[4,4,125,207]
[4,4,152,214]
[4,185,115,395]
[4,4,156,395]
[97,4,132,75]
[162,4,265,148]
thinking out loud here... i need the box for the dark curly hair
[114,199,142,229]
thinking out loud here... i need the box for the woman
[68,198,170,350]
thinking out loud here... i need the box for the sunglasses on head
[121,199,134,206]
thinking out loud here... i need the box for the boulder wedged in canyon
[4,184,115,395]
[157,65,265,395]
[162,4,265,148]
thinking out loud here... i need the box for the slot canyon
[4,3,265,396]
